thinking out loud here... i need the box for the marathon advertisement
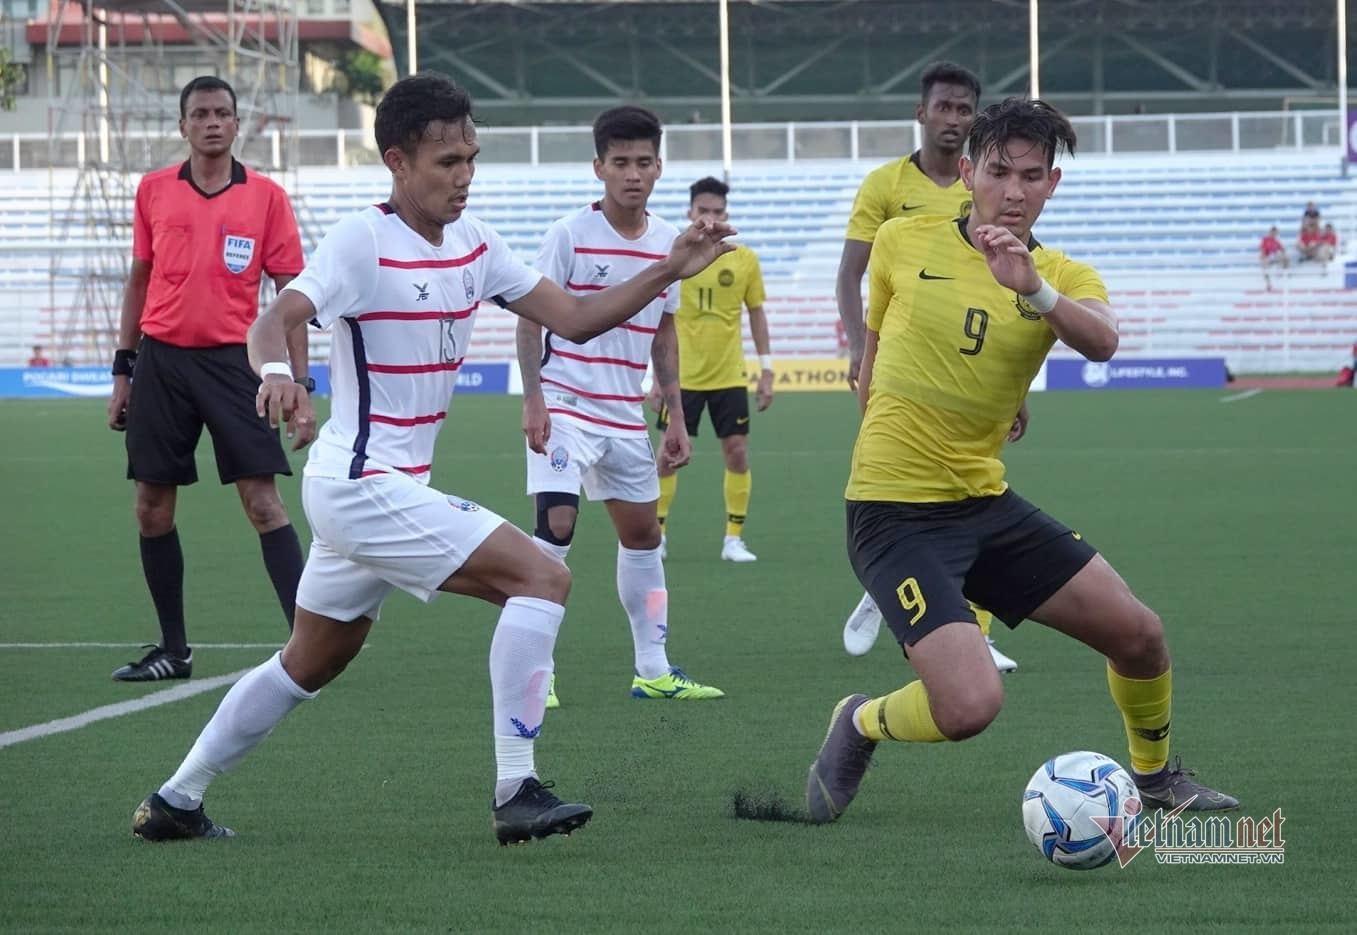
[743,356,853,391]
[0,362,512,398]
[1044,357,1227,390]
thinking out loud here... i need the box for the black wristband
[112,349,136,377]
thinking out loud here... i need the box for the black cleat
[112,645,192,682]
[492,778,592,845]
[132,793,235,841]
[1135,757,1239,812]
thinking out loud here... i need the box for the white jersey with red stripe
[286,203,542,483]
[535,202,679,437]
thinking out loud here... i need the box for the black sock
[259,524,304,631]
[140,529,187,658]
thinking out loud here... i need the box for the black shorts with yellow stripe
[655,386,750,438]
[845,490,1097,647]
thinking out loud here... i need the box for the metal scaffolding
[44,0,299,366]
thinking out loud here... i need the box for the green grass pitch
[1,389,1354,932]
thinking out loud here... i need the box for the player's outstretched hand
[523,392,552,455]
[973,224,1041,295]
[256,375,317,451]
[660,421,691,470]
[667,217,738,280]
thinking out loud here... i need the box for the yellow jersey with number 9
[846,215,1109,503]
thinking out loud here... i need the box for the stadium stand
[2,150,1355,373]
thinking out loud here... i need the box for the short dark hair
[966,97,1076,169]
[179,76,236,119]
[593,105,663,159]
[920,62,981,106]
[689,176,729,203]
[374,72,475,156]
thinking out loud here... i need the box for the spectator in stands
[1303,201,1321,223]
[1297,216,1324,263]
[1319,223,1338,263]
[1259,226,1287,290]
[105,75,309,684]
[27,345,51,367]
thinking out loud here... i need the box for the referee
[107,76,314,682]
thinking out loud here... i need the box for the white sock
[617,544,670,680]
[532,535,572,564]
[159,651,316,809]
[490,596,563,806]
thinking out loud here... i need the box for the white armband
[260,361,295,381]
[758,354,774,372]
[1021,279,1060,315]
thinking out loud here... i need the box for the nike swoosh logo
[918,269,954,281]
[901,203,926,211]
[736,416,749,424]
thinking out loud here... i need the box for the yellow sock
[657,472,677,527]
[1106,664,1172,775]
[723,469,751,538]
[971,603,993,638]
[853,680,947,743]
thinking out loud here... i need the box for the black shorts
[125,336,291,486]
[845,490,1097,646]
[655,387,750,438]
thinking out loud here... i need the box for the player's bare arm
[272,273,308,384]
[516,318,551,454]
[835,239,873,390]
[509,219,736,343]
[108,258,151,431]
[651,314,691,470]
[246,289,318,450]
[747,302,775,411]
[973,224,1119,362]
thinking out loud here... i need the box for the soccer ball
[1022,751,1141,870]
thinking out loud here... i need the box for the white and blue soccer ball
[1022,751,1141,870]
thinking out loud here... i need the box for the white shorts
[296,472,505,622]
[525,417,660,503]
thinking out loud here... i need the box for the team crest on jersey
[718,268,735,287]
[549,446,569,472]
[446,497,481,512]
[413,281,430,301]
[1013,293,1044,321]
[461,268,475,302]
[593,263,610,280]
[222,235,255,274]
[959,199,973,217]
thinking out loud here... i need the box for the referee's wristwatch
[295,376,316,392]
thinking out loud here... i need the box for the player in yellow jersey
[653,177,772,562]
[805,97,1238,825]
[835,61,1020,672]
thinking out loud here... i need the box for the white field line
[1220,388,1264,403]
[0,668,251,750]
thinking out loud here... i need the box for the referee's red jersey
[132,159,305,348]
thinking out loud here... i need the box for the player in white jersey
[129,74,736,847]
[518,106,724,706]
